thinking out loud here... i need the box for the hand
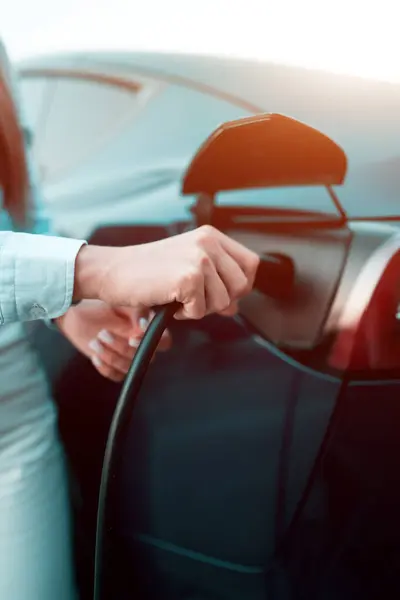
[55,300,171,382]
[74,225,259,319]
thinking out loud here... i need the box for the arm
[0,224,259,325]
[0,44,258,324]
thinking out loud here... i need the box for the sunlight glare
[2,0,399,83]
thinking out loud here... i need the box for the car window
[33,76,145,182]
[18,76,52,134]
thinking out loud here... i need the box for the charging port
[254,253,295,301]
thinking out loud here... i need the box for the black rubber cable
[93,301,181,600]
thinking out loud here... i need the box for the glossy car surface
[18,52,400,600]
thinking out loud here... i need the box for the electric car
[18,51,400,600]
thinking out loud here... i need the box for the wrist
[44,315,61,332]
[74,245,104,302]
[73,244,121,303]
[52,313,64,331]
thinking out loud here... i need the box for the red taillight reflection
[329,252,400,373]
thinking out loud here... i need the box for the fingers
[89,322,171,381]
[113,306,149,336]
[175,269,206,320]
[114,308,171,350]
[106,307,147,339]
[203,260,230,314]
[218,300,239,317]
[177,259,231,320]
[196,226,259,299]
[91,354,125,383]
[212,247,250,301]
[176,226,259,320]
[216,230,260,290]
[126,317,172,352]
[89,335,133,381]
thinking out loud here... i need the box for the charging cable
[93,301,180,600]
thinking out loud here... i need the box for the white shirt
[0,232,86,323]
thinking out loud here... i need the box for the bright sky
[2,0,400,83]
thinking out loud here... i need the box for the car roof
[19,49,400,114]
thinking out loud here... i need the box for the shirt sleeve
[0,231,87,324]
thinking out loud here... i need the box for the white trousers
[0,323,77,599]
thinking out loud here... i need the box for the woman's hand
[74,225,260,319]
[55,300,171,382]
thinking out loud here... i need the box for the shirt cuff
[0,232,87,324]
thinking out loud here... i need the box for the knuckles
[195,224,217,242]
[214,298,231,313]
[191,307,207,320]
[178,267,203,291]
[247,252,261,277]
[195,248,212,269]
[175,225,259,317]
[194,225,220,252]
[232,277,250,298]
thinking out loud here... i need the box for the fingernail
[89,339,103,354]
[129,337,140,348]
[139,318,148,331]
[92,355,102,368]
[98,329,114,344]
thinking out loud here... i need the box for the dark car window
[33,76,143,182]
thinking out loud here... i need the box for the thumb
[114,306,151,337]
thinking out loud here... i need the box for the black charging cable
[93,300,181,600]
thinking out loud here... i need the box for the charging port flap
[182,113,347,197]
